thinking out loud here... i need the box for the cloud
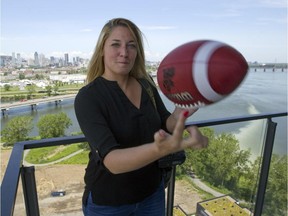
[144,50,164,62]
[258,0,287,8]
[69,51,93,58]
[192,8,241,19]
[140,25,177,30]
[256,17,287,25]
[1,36,27,41]
[229,0,287,8]
[80,28,93,32]
[205,9,241,18]
[220,9,242,17]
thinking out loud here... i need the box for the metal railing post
[1,143,24,216]
[21,166,40,216]
[254,118,277,216]
[166,165,176,216]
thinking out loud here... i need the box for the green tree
[35,74,44,80]
[1,116,33,146]
[53,83,59,95]
[25,84,36,99]
[182,127,216,174]
[19,73,25,79]
[37,112,72,138]
[231,149,253,199]
[185,128,251,189]
[4,84,11,91]
[261,154,287,216]
[211,133,250,187]
[45,85,53,96]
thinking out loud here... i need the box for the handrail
[1,112,287,216]
[188,111,287,127]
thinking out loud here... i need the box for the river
[1,68,287,160]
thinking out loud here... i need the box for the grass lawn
[25,144,83,164]
[58,150,89,164]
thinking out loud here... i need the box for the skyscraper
[50,56,55,65]
[34,52,40,66]
[39,53,46,67]
[12,52,16,66]
[17,53,21,66]
[64,53,69,66]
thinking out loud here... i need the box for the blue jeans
[82,181,165,216]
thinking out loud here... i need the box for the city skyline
[0,51,88,68]
[1,0,287,63]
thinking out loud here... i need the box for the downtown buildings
[0,52,89,68]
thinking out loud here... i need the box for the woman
[74,18,208,216]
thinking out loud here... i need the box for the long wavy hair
[86,18,152,84]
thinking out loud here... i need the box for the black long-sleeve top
[74,76,171,206]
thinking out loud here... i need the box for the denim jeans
[82,181,165,216]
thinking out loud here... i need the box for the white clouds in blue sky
[1,0,287,63]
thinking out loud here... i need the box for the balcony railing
[1,112,287,216]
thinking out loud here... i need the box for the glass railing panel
[12,177,26,216]
[261,116,287,216]
[22,144,88,215]
[175,119,269,215]
[34,164,85,215]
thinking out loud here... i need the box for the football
[157,40,248,108]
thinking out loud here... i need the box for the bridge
[1,94,76,115]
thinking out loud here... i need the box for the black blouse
[74,76,171,206]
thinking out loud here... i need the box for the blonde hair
[86,18,151,84]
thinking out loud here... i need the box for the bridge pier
[30,104,38,111]
[1,108,9,116]
[55,100,63,106]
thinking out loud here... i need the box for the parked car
[51,190,66,197]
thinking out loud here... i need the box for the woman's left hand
[154,110,208,156]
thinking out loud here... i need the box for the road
[190,176,224,197]
[23,149,84,167]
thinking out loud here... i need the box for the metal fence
[1,112,287,216]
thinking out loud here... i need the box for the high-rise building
[17,53,21,66]
[64,53,69,66]
[0,56,11,66]
[59,58,64,67]
[50,56,55,65]
[12,52,16,66]
[34,52,40,66]
[39,53,48,67]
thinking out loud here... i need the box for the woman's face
[103,26,137,78]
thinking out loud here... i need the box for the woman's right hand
[104,110,208,174]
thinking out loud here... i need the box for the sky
[1,0,287,63]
